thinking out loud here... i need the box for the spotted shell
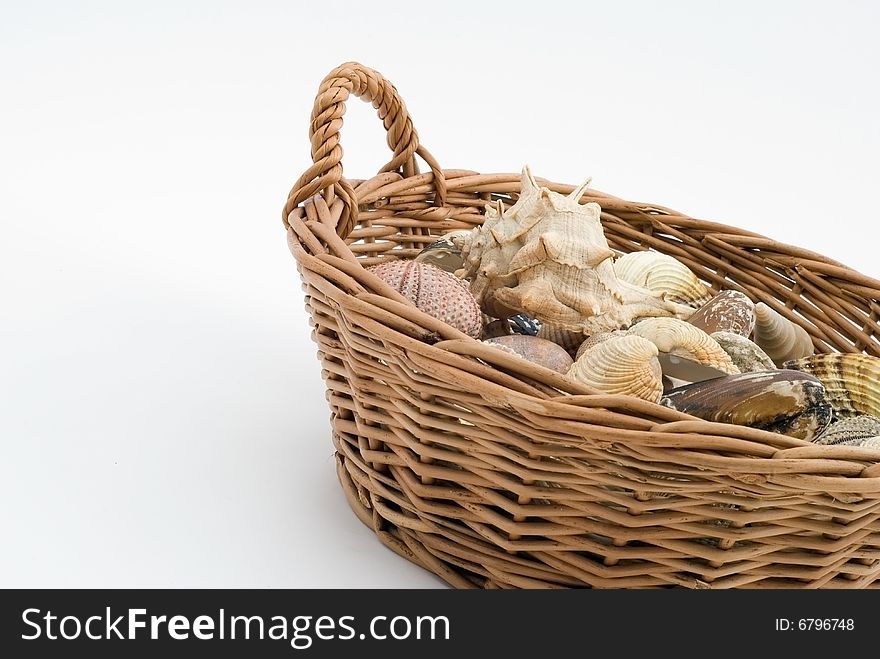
[659,370,833,440]
[483,335,574,373]
[710,331,776,373]
[366,260,483,338]
[567,334,664,403]
[752,302,814,366]
[612,251,713,308]
[813,415,880,446]
[627,317,739,381]
[687,290,756,337]
[783,353,880,419]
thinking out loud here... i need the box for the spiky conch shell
[366,260,483,338]
[751,302,814,366]
[612,250,712,308]
[566,334,664,403]
[454,167,695,335]
[783,353,880,419]
[627,317,740,376]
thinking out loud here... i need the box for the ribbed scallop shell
[660,370,833,440]
[783,353,880,419]
[752,303,814,366]
[483,335,574,373]
[627,317,739,379]
[687,290,756,337]
[574,330,628,360]
[813,415,880,445]
[367,260,483,338]
[612,251,713,308]
[567,334,664,403]
[710,331,776,373]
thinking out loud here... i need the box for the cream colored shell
[567,334,664,403]
[455,167,695,335]
[575,330,628,360]
[612,251,712,308]
[627,317,739,376]
[752,303,814,366]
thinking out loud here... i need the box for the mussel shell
[660,370,832,440]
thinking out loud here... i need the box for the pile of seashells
[366,166,880,448]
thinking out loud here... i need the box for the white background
[2,1,878,588]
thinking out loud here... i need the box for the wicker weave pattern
[284,62,880,588]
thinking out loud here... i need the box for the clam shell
[567,334,664,403]
[612,251,713,308]
[859,437,880,448]
[752,302,814,366]
[782,353,880,419]
[366,260,483,338]
[484,335,574,373]
[627,317,739,381]
[659,370,833,440]
[687,290,756,337]
[574,330,628,361]
[710,331,776,373]
[813,415,880,446]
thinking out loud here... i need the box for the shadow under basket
[282,62,880,589]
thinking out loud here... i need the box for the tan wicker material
[283,62,880,589]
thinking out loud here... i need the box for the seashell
[812,415,880,445]
[687,290,756,337]
[413,229,472,273]
[567,334,664,403]
[574,330,627,361]
[455,166,695,335]
[627,317,739,382]
[710,331,776,373]
[537,323,588,358]
[751,302,814,366]
[366,260,482,338]
[659,370,833,440]
[483,313,542,339]
[782,353,880,419]
[483,335,574,373]
[612,250,712,308]
[859,436,880,448]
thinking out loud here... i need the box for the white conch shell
[455,167,695,335]
[612,251,712,308]
[627,317,740,381]
[567,334,664,403]
[752,302,814,366]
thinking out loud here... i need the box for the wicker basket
[283,62,880,589]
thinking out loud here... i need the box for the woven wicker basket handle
[284,62,446,239]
